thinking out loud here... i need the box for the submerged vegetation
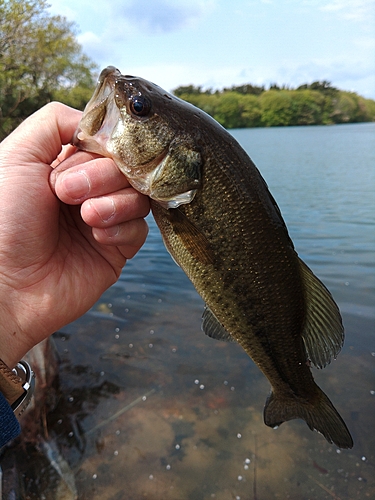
[173,81,375,129]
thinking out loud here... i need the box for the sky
[48,0,375,99]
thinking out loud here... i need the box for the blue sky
[48,0,375,98]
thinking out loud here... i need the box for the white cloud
[109,0,215,34]
[320,0,375,22]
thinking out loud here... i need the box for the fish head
[73,66,203,208]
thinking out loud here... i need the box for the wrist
[0,301,34,369]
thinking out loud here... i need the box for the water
[5,123,375,498]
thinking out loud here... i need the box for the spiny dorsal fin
[299,259,344,369]
[201,306,236,342]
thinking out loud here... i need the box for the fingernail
[92,198,115,223]
[63,171,90,200]
[104,225,120,238]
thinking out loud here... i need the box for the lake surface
[5,123,375,499]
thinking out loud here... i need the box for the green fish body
[73,67,353,448]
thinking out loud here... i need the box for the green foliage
[0,0,98,140]
[173,80,375,129]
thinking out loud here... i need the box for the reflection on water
[2,123,374,499]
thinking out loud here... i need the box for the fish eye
[130,95,151,117]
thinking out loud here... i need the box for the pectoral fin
[167,208,215,266]
[299,259,344,369]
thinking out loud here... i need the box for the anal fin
[201,306,236,342]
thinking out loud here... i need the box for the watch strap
[0,359,25,406]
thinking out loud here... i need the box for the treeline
[173,81,375,129]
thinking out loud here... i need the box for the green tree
[259,90,293,126]
[241,94,262,127]
[0,0,97,139]
[289,89,325,125]
[213,92,245,128]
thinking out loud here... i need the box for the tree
[0,0,97,139]
[259,90,293,127]
[289,89,325,125]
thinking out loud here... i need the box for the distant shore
[173,81,375,129]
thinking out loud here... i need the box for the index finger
[51,154,131,204]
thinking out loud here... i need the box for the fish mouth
[72,66,122,156]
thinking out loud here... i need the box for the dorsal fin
[201,306,236,342]
[299,259,344,369]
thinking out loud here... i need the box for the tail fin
[264,388,353,449]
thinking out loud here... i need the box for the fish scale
[73,66,353,449]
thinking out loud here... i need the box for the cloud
[319,0,375,23]
[116,0,213,34]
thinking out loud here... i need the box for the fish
[73,66,353,449]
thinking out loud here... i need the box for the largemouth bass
[73,66,353,449]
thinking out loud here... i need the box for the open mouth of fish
[72,66,123,157]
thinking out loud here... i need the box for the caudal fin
[264,388,353,449]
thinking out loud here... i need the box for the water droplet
[68,396,74,402]
[344,282,349,286]
[194,379,199,385]
[371,352,375,357]
[57,419,63,425]
[336,449,341,454]
[142,396,147,401]
[237,433,242,439]
[115,430,121,435]
[245,458,251,464]
[172,347,177,353]
[231,386,235,391]
[158,298,162,303]
[68,431,74,437]
[370,390,375,395]
[100,371,105,376]
[150,329,155,334]
[199,384,205,390]
[92,474,97,479]
[166,464,171,470]
[61,336,66,342]
[115,327,120,333]
[108,303,113,308]
[244,464,249,470]
[129,343,133,348]
[114,450,119,456]
[361,456,366,461]
[223,380,228,385]
[149,474,154,480]
[175,444,181,450]
[237,475,243,481]
[149,343,153,348]
[115,334,120,339]
[358,477,363,481]
[125,308,129,313]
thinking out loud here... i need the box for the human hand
[0,102,150,367]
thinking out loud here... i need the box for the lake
[6,123,375,498]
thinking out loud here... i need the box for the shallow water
[4,123,375,499]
